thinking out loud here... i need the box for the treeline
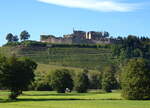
[111,35,150,100]
[6,30,30,42]
[112,35,150,60]
[32,65,118,93]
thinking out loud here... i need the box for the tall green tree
[102,65,118,92]
[74,70,89,93]
[50,69,73,93]
[20,30,30,41]
[89,72,102,89]
[121,58,150,100]
[0,56,37,100]
[6,33,13,42]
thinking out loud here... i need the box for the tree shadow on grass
[0,98,122,103]
[22,92,103,97]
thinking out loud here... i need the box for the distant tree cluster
[6,33,19,42]
[112,35,150,61]
[6,30,30,43]
[31,66,118,94]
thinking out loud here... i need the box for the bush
[30,71,52,91]
[21,40,46,47]
[121,58,150,100]
[50,69,74,93]
[3,42,20,46]
[89,72,102,89]
[34,81,52,91]
[74,71,89,93]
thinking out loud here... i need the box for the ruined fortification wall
[40,31,118,44]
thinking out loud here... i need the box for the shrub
[34,81,52,91]
[121,58,150,100]
[30,71,52,91]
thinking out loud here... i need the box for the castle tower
[85,32,88,39]
[88,32,92,39]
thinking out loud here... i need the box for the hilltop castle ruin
[40,30,118,44]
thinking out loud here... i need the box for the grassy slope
[0,47,13,56]
[0,91,150,108]
[36,64,99,74]
[0,46,115,70]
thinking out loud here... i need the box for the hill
[0,45,116,70]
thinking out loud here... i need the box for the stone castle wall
[40,30,118,44]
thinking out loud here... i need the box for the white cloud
[37,0,141,12]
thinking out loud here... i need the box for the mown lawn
[0,91,150,108]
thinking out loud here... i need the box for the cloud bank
[37,0,141,12]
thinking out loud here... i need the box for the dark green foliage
[6,34,19,43]
[12,35,19,42]
[31,71,52,91]
[49,44,111,48]
[21,40,47,47]
[102,65,118,92]
[121,58,150,100]
[89,72,102,89]
[6,33,14,42]
[74,70,89,93]
[0,56,37,100]
[20,30,30,41]
[34,81,52,91]
[50,69,74,93]
[3,42,20,46]
[3,40,46,47]
[113,35,150,61]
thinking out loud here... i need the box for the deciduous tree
[121,58,150,100]
[0,56,37,100]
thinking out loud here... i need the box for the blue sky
[0,0,150,46]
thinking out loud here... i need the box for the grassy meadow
[0,91,150,108]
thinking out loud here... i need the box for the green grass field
[0,91,150,108]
